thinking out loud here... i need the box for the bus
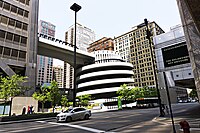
[136,97,159,108]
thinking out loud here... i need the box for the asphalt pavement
[1,103,200,133]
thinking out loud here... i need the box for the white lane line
[47,122,107,133]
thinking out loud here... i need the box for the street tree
[117,84,134,102]
[61,95,73,108]
[0,74,28,115]
[61,95,69,107]
[77,94,91,106]
[32,85,49,113]
[47,80,60,113]
[131,86,158,99]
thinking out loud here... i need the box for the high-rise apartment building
[87,37,114,52]
[64,23,95,89]
[114,21,164,88]
[53,65,63,88]
[0,0,39,95]
[37,20,55,86]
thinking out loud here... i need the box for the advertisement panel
[162,42,190,67]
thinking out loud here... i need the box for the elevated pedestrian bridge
[37,34,95,67]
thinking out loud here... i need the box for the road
[1,103,199,133]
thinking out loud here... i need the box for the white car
[56,107,91,122]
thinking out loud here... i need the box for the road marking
[47,121,108,133]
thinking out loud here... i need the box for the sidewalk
[154,116,200,133]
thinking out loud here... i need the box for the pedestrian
[161,104,165,116]
[180,120,190,133]
[27,105,30,114]
[30,105,33,114]
[22,106,26,115]
[165,105,169,115]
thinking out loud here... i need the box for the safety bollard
[179,120,190,133]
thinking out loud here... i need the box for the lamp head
[70,3,81,12]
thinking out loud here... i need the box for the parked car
[56,107,91,122]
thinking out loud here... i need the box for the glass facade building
[37,20,55,86]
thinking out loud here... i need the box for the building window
[3,2,10,11]
[19,0,26,4]
[1,15,8,25]
[24,11,29,18]
[14,34,20,43]
[18,8,24,16]
[22,23,28,31]
[188,73,191,75]
[0,46,3,55]
[16,21,22,29]
[176,75,179,77]
[0,1,3,8]
[3,47,11,57]
[20,36,27,46]
[8,18,15,27]
[11,49,18,58]
[25,0,30,6]
[19,50,26,59]
[0,30,6,39]
[11,5,17,14]
[6,32,13,41]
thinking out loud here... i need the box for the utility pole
[144,18,164,117]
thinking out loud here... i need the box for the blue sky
[39,0,182,41]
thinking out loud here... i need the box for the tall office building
[114,21,164,88]
[64,23,95,89]
[0,0,39,95]
[53,65,63,88]
[87,37,114,52]
[37,20,55,86]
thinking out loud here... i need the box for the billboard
[162,42,190,67]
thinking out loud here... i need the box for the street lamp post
[70,3,81,107]
[144,18,164,117]
[163,72,176,133]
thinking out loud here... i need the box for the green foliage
[117,84,134,101]
[189,89,198,98]
[47,81,60,111]
[77,94,91,106]
[0,74,28,101]
[131,87,143,99]
[0,74,28,115]
[32,80,61,113]
[32,85,49,113]
[61,95,69,107]
[117,84,158,102]
[131,86,158,99]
